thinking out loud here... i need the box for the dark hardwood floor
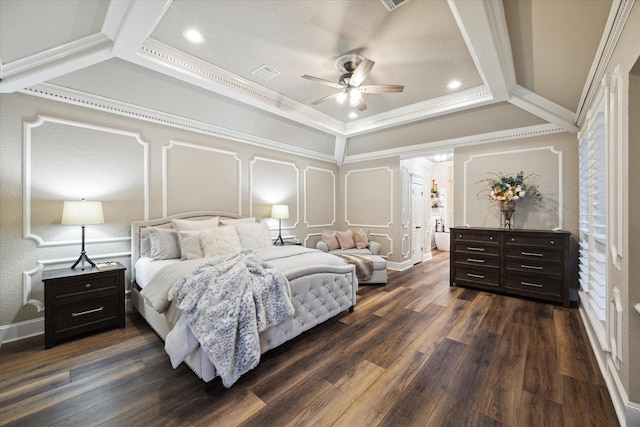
[0,251,618,426]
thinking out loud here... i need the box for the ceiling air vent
[380,0,410,12]
[252,65,280,81]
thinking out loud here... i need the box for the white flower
[519,191,526,197]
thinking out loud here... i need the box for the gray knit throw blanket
[169,250,294,388]
[335,253,373,281]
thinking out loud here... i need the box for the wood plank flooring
[0,251,619,426]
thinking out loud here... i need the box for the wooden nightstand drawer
[454,242,500,256]
[54,295,120,334]
[43,263,126,348]
[52,276,118,299]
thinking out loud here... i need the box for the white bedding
[135,257,179,289]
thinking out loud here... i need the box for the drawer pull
[521,281,543,288]
[467,258,485,263]
[467,273,485,279]
[521,264,543,270]
[550,240,555,245]
[85,283,91,289]
[72,307,104,317]
[467,246,485,252]
[521,251,543,257]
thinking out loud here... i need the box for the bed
[130,211,357,386]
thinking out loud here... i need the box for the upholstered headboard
[130,211,245,281]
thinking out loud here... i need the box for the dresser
[449,228,577,307]
[43,263,126,348]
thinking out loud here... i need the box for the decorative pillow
[234,223,273,249]
[148,227,181,260]
[171,217,219,231]
[321,230,340,251]
[200,227,242,258]
[353,228,370,249]
[219,217,256,225]
[176,228,218,260]
[336,229,356,250]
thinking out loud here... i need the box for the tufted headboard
[130,211,245,281]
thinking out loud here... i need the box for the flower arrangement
[482,171,542,202]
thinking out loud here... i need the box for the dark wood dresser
[43,263,126,348]
[449,228,577,307]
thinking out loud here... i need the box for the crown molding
[345,85,495,137]
[21,83,336,163]
[343,123,566,164]
[509,85,579,133]
[137,38,346,136]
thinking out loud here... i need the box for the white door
[411,180,425,264]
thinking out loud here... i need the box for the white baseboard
[0,318,44,347]
[579,305,640,427]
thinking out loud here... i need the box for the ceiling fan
[302,54,404,112]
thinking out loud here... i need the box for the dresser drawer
[505,258,562,276]
[505,272,563,299]
[54,295,120,333]
[505,246,560,260]
[453,266,501,288]
[454,242,500,256]
[504,234,563,248]
[51,275,118,299]
[454,252,500,268]
[453,231,500,244]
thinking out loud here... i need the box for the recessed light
[182,29,205,44]
[447,80,463,90]
[348,111,358,119]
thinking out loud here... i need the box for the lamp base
[71,251,96,270]
[273,235,284,246]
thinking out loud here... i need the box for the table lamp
[62,199,104,269]
[271,204,289,245]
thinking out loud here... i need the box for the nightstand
[43,262,126,348]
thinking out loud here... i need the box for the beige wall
[453,132,579,236]
[0,92,338,334]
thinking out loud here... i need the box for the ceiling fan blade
[360,84,404,93]
[349,58,375,87]
[301,75,343,89]
[311,92,341,105]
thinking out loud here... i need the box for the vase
[499,200,516,229]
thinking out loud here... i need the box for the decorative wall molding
[249,156,300,230]
[303,166,336,228]
[162,140,242,217]
[371,233,393,259]
[23,115,150,247]
[401,234,411,259]
[0,318,44,345]
[344,167,393,228]
[462,146,563,230]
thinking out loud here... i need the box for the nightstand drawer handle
[467,273,485,279]
[521,251,543,257]
[467,247,485,252]
[521,264,543,270]
[467,258,485,263]
[85,283,91,289]
[72,307,104,317]
[521,281,543,288]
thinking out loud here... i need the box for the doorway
[411,176,425,264]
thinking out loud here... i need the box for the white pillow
[177,228,218,260]
[200,227,242,257]
[148,227,181,260]
[219,217,256,225]
[171,217,219,231]
[234,223,273,249]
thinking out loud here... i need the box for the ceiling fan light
[336,91,347,104]
[349,88,362,106]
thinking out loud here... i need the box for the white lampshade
[271,204,289,220]
[62,200,104,225]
